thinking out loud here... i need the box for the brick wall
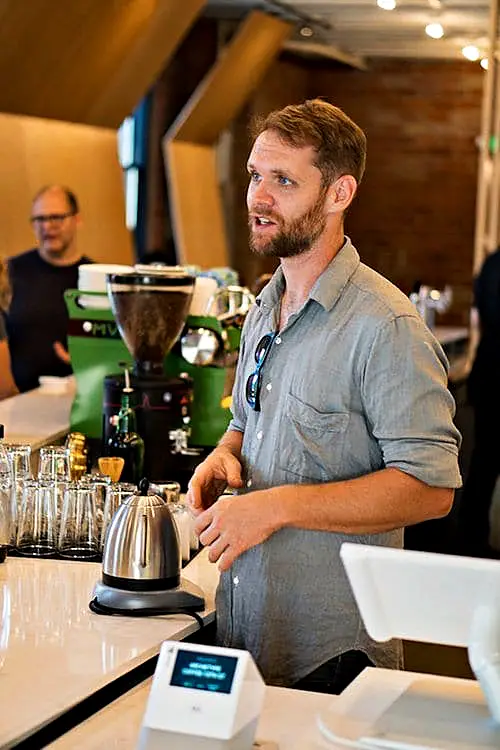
[312,58,483,325]
[230,56,483,324]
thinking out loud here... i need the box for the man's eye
[249,171,261,182]
[277,175,293,186]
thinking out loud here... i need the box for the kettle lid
[123,477,166,507]
[138,477,150,496]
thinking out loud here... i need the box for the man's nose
[249,180,274,206]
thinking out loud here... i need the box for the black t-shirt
[467,248,500,405]
[6,249,92,392]
[474,248,500,335]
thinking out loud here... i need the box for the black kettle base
[90,578,205,617]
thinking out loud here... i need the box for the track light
[377,0,396,10]
[462,45,480,62]
[425,23,444,39]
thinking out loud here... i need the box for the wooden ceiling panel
[0,0,206,128]
[165,10,292,267]
[0,112,134,264]
[167,142,228,268]
[169,11,293,144]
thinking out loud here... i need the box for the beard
[249,188,328,259]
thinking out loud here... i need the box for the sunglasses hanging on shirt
[245,332,277,411]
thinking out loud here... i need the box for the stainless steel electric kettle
[90,478,204,615]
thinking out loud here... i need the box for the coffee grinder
[102,268,198,481]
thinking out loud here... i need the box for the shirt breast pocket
[278,393,349,482]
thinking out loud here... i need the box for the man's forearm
[272,467,454,535]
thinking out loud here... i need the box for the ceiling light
[462,45,480,62]
[425,23,444,40]
[377,0,397,10]
[481,57,489,70]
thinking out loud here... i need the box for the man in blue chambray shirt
[187,100,461,694]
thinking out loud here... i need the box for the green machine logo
[68,320,121,339]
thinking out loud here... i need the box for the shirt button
[257,430,263,440]
[233,576,239,586]
[275,336,282,344]
[247,479,252,487]
[266,383,272,392]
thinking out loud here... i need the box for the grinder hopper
[107,268,195,375]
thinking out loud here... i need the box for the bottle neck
[118,394,136,435]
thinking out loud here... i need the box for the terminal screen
[170,649,238,694]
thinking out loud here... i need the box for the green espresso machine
[65,278,251,483]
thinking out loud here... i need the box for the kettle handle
[140,512,149,568]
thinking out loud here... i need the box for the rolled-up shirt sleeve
[360,314,462,488]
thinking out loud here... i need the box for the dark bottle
[106,390,145,484]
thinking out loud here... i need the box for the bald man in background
[6,185,92,392]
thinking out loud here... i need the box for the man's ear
[326,175,358,214]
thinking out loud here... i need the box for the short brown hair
[251,99,366,186]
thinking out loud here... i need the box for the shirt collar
[256,236,360,315]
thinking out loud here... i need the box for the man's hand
[53,341,71,365]
[186,447,244,516]
[195,490,282,571]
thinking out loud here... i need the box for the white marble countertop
[0,387,73,449]
[48,679,336,750]
[0,549,218,748]
[48,667,491,750]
